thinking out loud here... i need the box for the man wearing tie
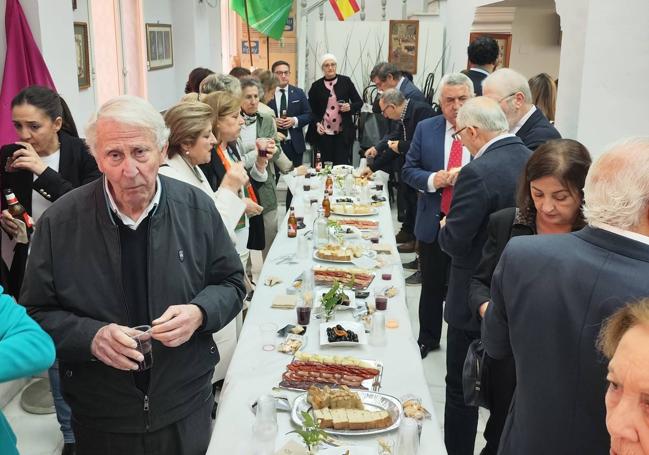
[438,97,532,455]
[402,73,473,373]
[267,60,312,167]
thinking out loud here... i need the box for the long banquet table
[207,172,446,454]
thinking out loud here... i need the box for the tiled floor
[4,203,488,455]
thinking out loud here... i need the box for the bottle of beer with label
[322,191,331,218]
[314,152,322,172]
[3,189,34,234]
[325,174,333,196]
[287,206,298,238]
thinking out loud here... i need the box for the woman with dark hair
[0,85,100,455]
[184,67,214,94]
[306,53,363,165]
[1,85,101,295]
[468,138,592,455]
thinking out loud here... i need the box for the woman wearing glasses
[306,53,363,165]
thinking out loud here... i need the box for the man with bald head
[484,137,649,455]
[482,68,560,150]
[437,96,532,455]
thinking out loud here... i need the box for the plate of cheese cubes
[291,385,402,436]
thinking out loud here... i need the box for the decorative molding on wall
[471,6,515,33]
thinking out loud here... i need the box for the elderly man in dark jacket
[484,137,649,455]
[21,95,245,455]
[482,68,561,150]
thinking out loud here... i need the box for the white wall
[73,0,97,129]
[508,7,560,79]
[142,0,222,112]
[568,0,649,154]
[303,20,444,96]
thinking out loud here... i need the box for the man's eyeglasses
[274,70,290,76]
[452,126,468,141]
[498,92,518,103]
[380,104,394,116]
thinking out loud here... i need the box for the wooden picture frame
[388,20,419,74]
[73,22,90,89]
[145,23,173,71]
[468,32,512,69]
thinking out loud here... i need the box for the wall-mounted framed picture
[145,23,173,71]
[468,32,512,69]
[73,22,90,89]
[388,20,419,74]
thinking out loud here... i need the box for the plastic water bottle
[313,208,329,249]
[251,395,277,455]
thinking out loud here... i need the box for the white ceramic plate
[330,207,378,217]
[320,321,368,347]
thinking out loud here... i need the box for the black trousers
[445,325,481,455]
[481,355,517,455]
[317,133,351,165]
[399,181,417,234]
[417,237,449,347]
[73,396,212,455]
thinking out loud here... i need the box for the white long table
[207,175,446,454]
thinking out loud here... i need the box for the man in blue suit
[484,137,649,455]
[437,96,532,455]
[368,62,428,250]
[402,73,473,367]
[482,68,561,151]
[267,60,312,167]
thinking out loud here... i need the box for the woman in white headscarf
[306,53,363,165]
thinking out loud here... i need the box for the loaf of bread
[312,407,392,430]
[307,385,363,410]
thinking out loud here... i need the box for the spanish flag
[329,0,360,21]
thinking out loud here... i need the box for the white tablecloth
[207,175,446,454]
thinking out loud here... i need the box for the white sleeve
[427,172,438,192]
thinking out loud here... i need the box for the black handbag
[462,338,489,408]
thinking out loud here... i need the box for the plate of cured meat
[279,352,383,392]
[330,218,379,231]
[313,266,375,290]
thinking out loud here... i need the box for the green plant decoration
[289,410,327,451]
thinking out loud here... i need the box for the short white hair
[583,136,649,229]
[437,73,475,99]
[483,68,532,102]
[85,95,169,154]
[457,96,509,133]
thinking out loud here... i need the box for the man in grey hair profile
[484,137,649,455]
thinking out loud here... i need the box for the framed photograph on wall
[388,20,419,74]
[468,32,512,69]
[145,23,173,70]
[73,22,90,89]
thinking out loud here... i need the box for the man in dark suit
[438,96,532,455]
[362,89,436,247]
[484,137,649,455]
[465,36,499,96]
[267,60,312,167]
[402,73,474,367]
[483,68,561,150]
[366,62,427,250]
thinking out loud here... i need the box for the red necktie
[440,138,463,215]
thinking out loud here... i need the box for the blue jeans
[48,361,75,443]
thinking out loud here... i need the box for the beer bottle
[3,189,34,234]
[322,191,331,218]
[325,174,334,196]
[287,206,298,238]
[315,152,322,172]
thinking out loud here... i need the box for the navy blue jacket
[375,78,427,154]
[485,227,649,455]
[267,84,312,156]
[401,115,446,243]
[438,135,531,331]
[516,107,561,151]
